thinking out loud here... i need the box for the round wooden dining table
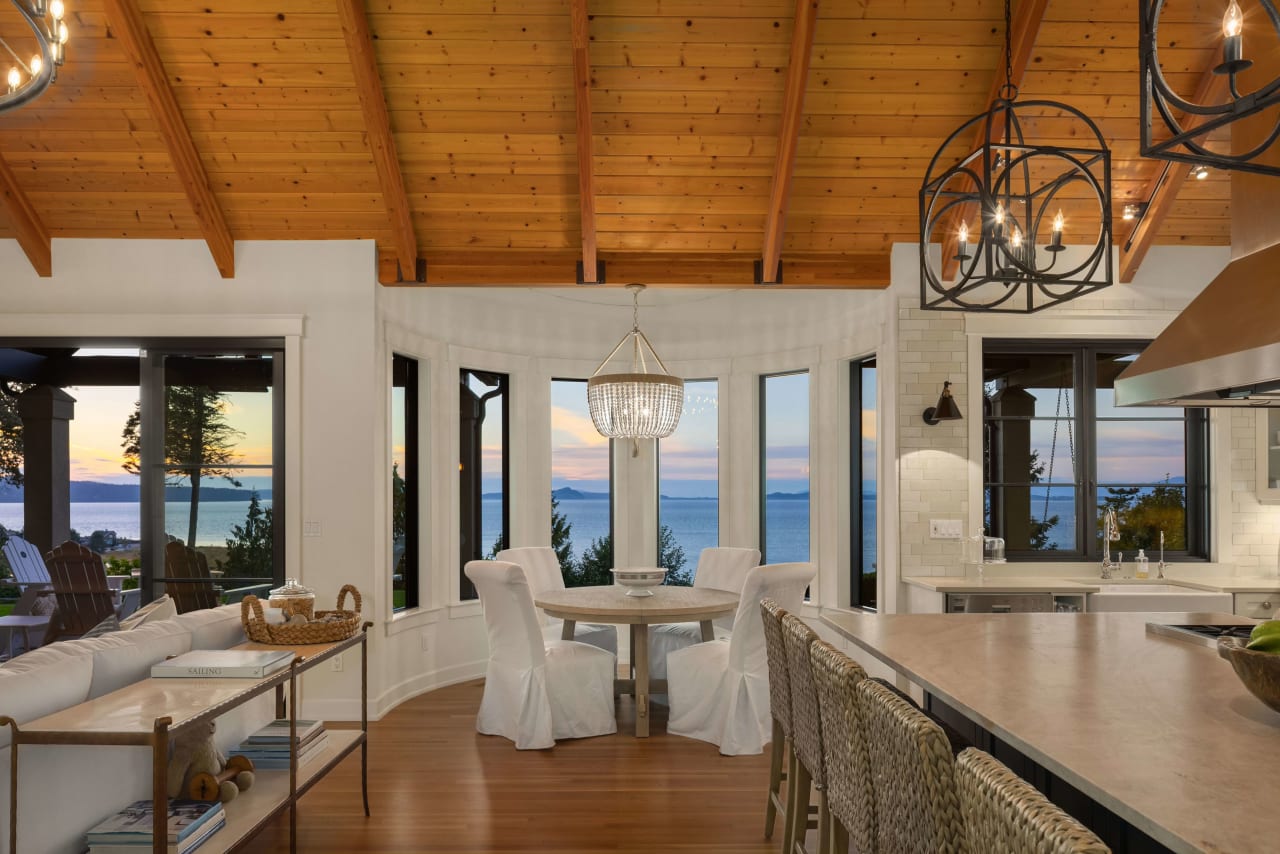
[533,584,739,737]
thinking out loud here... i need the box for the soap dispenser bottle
[1135,548,1150,580]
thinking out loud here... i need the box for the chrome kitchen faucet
[1101,508,1122,579]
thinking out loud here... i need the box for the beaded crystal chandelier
[587,284,684,441]
[1,0,69,114]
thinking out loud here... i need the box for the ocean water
[518,497,817,570]
[0,500,272,548]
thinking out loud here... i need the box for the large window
[760,371,810,564]
[549,379,611,586]
[851,358,877,609]
[392,355,419,612]
[658,379,718,585]
[0,344,285,612]
[459,369,508,600]
[984,342,1209,560]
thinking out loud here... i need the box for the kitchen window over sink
[983,342,1209,561]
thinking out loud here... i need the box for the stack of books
[235,718,329,770]
[85,799,224,854]
[151,649,295,679]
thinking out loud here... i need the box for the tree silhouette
[122,386,243,548]
[563,526,689,588]
[551,494,574,571]
[222,491,273,578]
[0,384,28,488]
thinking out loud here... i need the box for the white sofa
[0,603,275,854]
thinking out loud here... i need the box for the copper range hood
[1115,61,1280,408]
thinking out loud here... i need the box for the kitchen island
[822,610,1276,854]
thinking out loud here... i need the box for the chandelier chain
[999,0,1018,101]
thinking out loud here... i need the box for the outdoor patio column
[17,385,76,555]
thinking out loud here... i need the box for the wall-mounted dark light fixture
[923,381,963,425]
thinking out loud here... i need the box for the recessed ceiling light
[1191,165,1210,180]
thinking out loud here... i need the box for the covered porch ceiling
[0,0,1233,288]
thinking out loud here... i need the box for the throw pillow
[120,594,176,630]
[82,614,120,639]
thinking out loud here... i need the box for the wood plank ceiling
[0,0,1234,287]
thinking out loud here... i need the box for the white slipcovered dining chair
[465,560,618,750]
[647,546,760,681]
[495,546,618,655]
[666,561,815,755]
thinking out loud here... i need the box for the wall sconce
[923,381,963,425]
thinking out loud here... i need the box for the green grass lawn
[0,604,13,617]
[393,590,406,610]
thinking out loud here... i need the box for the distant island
[478,488,811,501]
[0,480,272,503]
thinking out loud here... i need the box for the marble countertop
[902,577,1101,593]
[903,574,1280,594]
[822,610,1276,854]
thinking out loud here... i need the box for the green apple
[1249,620,1280,643]
[1244,635,1280,655]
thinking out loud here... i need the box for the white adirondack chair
[2,534,52,588]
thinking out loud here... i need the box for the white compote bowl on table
[610,567,667,597]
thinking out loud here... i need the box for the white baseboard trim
[302,659,487,722]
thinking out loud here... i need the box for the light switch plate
[929,519,963,539]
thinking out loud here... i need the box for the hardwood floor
[241,679,780,853]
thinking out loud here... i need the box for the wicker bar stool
[857,679,966,853]
[956,748,1110,853]
[781,614,830,854]
[808,640,876,854]
[760,598,794,841]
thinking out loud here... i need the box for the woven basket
[241,584,362,645]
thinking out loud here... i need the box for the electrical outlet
[330,653,343,672]
[304,521,322,537]
[420,632,430,652]
[930,519,964,539]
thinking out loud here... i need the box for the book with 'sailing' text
[151,649,295,679]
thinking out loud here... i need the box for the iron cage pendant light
[587,284,685,441]
[1,1,69,115]
[919,0,1113,313]
[1141,0,1280,176]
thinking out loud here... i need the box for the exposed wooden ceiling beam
[103,0,235,278]
[759,0,820,286]
[938,0,1051,281]
[337,0,420,285]
[1119,66,1230,283]
[0,155,51,277]
[377,249,888,289]
[570,0,600,284]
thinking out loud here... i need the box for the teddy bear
[166,720,255,803]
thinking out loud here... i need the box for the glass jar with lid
[268,578,316,620]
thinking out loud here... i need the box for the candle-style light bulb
[958,220,969,245]
[994,202,1005,225]
[7,67,20,93]
[50,0,64,20]
[1011,226,1023,249]
[30,56,42,77]
[1224,0,1243,38]
[956,219,970,260]
[1052,210,1065,235]
[992,202,1006,241]
[1221,0,1246,68]
[58,21,69,44]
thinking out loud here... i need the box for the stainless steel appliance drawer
[946,593,1053,613]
